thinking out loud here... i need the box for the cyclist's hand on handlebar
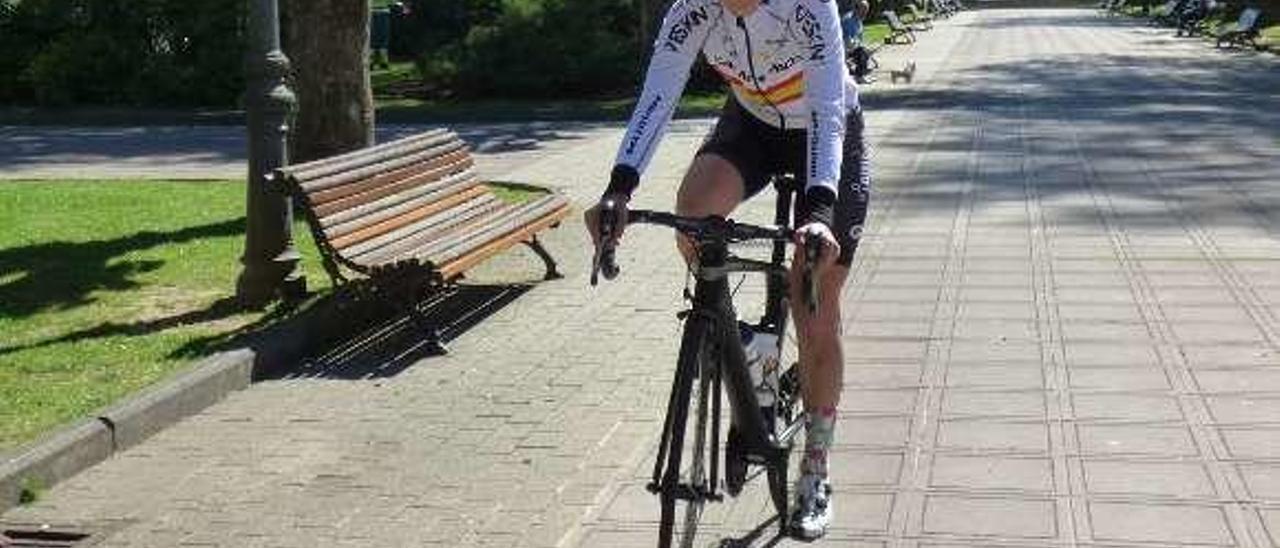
[584,193,630,248]
[586,193,629,284]
[794,222,841,273]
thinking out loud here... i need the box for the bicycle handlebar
[628,209,796,243]
[591,204,822,313]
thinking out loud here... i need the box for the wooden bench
[906,4,935,30]
[882,11,918,44]
[277,128,570,349]
[1215,7,1263,48]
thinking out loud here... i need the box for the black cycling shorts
[696,98,871,267]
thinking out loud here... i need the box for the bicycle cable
[730,274,747,300]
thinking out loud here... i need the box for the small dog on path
[889,61,917,84]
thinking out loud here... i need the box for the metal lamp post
[236,0,305,307]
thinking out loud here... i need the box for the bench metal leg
[377,266,450,355]
[524,236,562,281]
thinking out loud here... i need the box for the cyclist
[584,0,870,539]
[842,0,874,84]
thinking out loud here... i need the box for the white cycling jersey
[615,0,858,196]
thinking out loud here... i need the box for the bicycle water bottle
[738,322,780,414]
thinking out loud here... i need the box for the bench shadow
[258,283,532,381]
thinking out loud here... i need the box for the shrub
[411,0,643,99]
[0,0,246,106]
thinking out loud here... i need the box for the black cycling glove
[800,186,837,229]
[603,164,640,200]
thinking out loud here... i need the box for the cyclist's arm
[798,0,848,229]
[607,0,718,198]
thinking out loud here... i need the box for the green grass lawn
[372,61,419,93]
[0,179,548,454]
[863,22,892,46]
[1261,24,1280,50]
[376,93,728,123]
[0,180,332,453]
[371,61,727,122]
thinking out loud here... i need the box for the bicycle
[591,176,820,548]
[845,37,880,84]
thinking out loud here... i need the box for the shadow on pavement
[259,283,532,381]
[865,51,1280,230]
[716,515,786,547]
[0,122,608,176]
[382,121,608,155]
[0,126,249,172]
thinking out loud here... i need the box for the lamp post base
[236,261,307,310]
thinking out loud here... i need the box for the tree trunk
[283,0,374,164]
[639,0,673,63]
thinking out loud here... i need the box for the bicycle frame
[646,176,806,538]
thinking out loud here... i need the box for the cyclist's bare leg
[674,153,745,262]
[789,262,849,477]
[792,265,848,408]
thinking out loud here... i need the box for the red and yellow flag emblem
[716,69,805,107]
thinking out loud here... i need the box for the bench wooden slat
[329,184,492,250]
[320,170,480,236]
[419,195,568,265]
[298,138,468,195]
[436,204,570,281]
[310,149,473,209]
[286,129,455,184]
[348,197,510,265]
[304,142,471,199]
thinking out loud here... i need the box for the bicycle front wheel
[657,318,718,548]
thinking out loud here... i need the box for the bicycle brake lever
[591,202,621,285]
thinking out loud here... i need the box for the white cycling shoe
[791,473,833,540]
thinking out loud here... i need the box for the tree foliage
[0,0,246,106]
[411,0,645,98]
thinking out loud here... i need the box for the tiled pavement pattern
[5,8,1280,548]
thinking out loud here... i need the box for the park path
[0,122,622,182]
[5,7,1280,547]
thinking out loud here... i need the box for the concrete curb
[98,348,255,454]
[0,349,255,513]
[0,419,113,511]
[0,292,380,514]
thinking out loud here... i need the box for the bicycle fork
[647,295,798,530]
[648,313,722,503]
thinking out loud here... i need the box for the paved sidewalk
[0,122,623,182]
[5,8,1280,548]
